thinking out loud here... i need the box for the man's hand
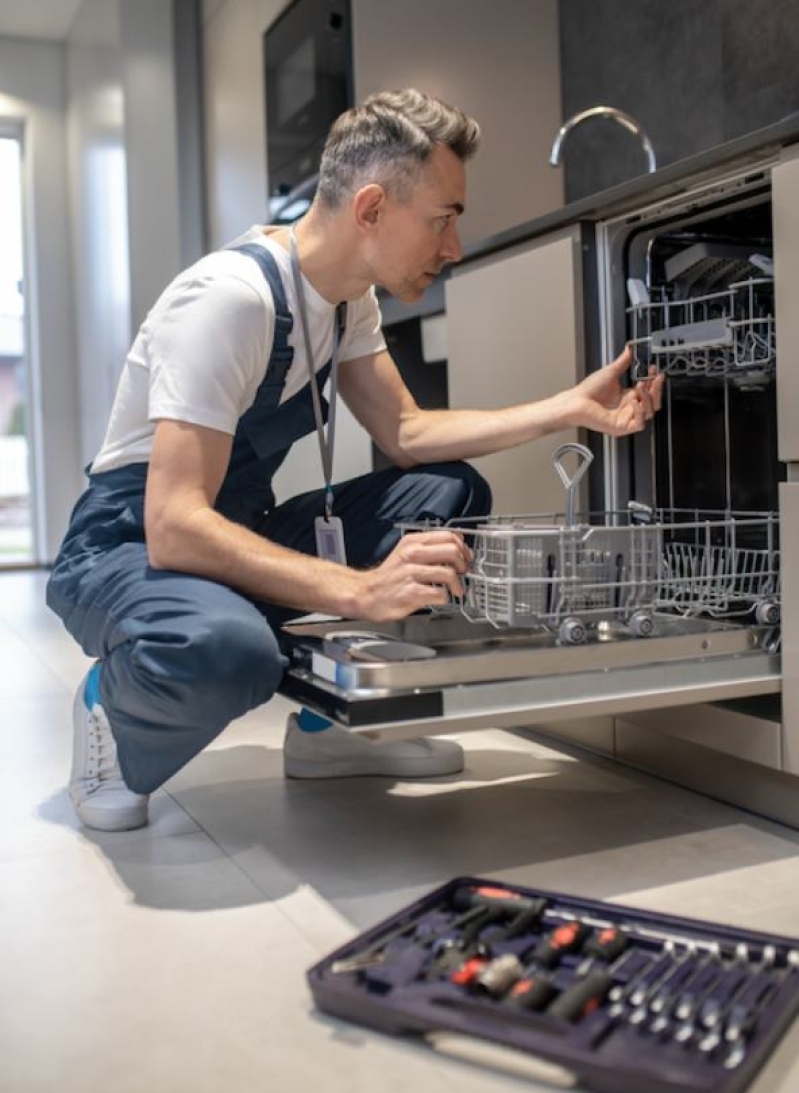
[352,529,473,621]
[563,345,665,437]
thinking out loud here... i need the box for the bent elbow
[391,449,419,470]
[144,514,183,571]
[145,532,172,571]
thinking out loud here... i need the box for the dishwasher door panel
[278,615,780,740]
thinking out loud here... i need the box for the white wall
[120,0,183,333]
[66,0,131,472]
[66,0,202,470]
[0,36,83,563]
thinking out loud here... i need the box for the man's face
[367,144,467,302]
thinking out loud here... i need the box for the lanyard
[289,226,343,520]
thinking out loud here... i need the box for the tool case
[307,875,799,1093]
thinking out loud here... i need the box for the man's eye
[435,216,450,232]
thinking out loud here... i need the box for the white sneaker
[283,714,464,779]
[69,667,149,831]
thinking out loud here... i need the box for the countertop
[379,111,799,328]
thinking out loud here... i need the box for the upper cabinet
[339,0,564,249]
[558,0,799,204]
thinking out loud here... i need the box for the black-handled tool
[507,973,558,1011]
[582,926,629,963]
[528,921,590,969]
[547,970,612,1022]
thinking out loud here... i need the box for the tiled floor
[2,569,799,1093]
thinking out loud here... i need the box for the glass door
[0,128,33,565]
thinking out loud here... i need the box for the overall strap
[231,242,293,359]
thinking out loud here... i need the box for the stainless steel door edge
[280,648,780,738]
[282,615,772,692]
[278,614,781,734]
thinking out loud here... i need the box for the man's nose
[440,223,463,264]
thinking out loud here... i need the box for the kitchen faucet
[549,106,657,174]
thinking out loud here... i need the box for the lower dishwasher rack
[278,613,780,738]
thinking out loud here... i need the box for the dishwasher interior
[621,185,782,518]
[279,171,783,734]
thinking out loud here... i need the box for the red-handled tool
[583,926,629,963]
[530,921,590,969]
[451,884,548,920]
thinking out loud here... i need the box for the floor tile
[2,570,799,1093]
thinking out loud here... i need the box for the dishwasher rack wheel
[558,617,586,645]
[755,601,781,626]
[627,610,655,638]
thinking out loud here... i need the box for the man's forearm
[397,395,573,465]
[147,505,364,617]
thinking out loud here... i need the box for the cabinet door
[773,153,799,463]
[780,480,799,774]
[445,227,584,515]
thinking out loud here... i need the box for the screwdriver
[451,884,548,922]
[547,969,613,1022]
[582,926,629,963]
[506,972,558,1011]
[425,905,506,980]
[460,899,561,993]
[498,920,592,1010]
[332,901,488,974]
[528,920,591,969]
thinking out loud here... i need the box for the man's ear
[352,183,386,230]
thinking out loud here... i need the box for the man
[47,89,663,833]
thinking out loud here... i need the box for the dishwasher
[277,156,790,748]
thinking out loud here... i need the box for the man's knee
[193,612,285,715]
[415,461,492,523]
[127,607,285,722]
[450,462,492,519]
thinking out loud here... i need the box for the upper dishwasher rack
[628,244,774,382]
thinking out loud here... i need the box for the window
[0,130,33,564]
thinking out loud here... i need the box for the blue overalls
[46,246,491,794]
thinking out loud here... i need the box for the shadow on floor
[38,740,799,919]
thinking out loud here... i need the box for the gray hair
[316,88,480,208]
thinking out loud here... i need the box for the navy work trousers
[47,461,491,793]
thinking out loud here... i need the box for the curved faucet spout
[550,106,657,173]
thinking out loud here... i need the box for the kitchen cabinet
[774,153,799,463]
[779,480,799,774]
[445,227,583,515]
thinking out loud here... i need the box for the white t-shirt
[90,226,386,474]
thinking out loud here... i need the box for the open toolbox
[307,876,799,1093]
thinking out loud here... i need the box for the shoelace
[86,706,120,785]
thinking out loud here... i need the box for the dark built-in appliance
[263,0,353,222]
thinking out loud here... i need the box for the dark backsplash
[558,0,799,202]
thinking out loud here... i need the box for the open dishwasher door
[278,612,780,740]
[280,445,781,739]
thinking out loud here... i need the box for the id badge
[315,515,347,565]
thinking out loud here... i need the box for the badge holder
[314,514,347,565]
